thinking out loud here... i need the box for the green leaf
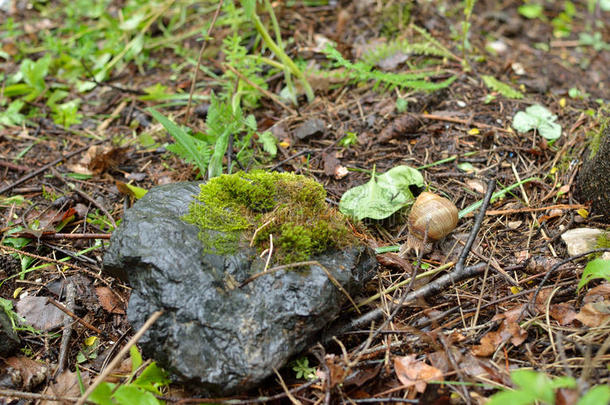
[208,129,230,178]
[148,108,208,173]
[0,100,25,127]
[578,259,610,291]
[124,183,148,200]
[241,0,256,18]
[339,166,424,221]
[112,385,161,405]
[133,362,170,394]
[486,388,537,405]
[549,376,576,390]
[511,370,555,404]
[518,4,544,19]
[577,385,610,405]
[512,104,562,141]
[130,345,143,372]
[88,382,116,405]
[20,54,51,96]
[481,75,524,99]
[258,131,277,156]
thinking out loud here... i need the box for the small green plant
[86,346,170,405]
[481,75,524,99]
[461,0,477,67]
[291,357,317,380]
[241,0,314,102]
[339,132,359,148]
[487,369,610,405]
[323,44,456,92]
[149,92,276,178]
[512,104,562,141]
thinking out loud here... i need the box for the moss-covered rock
[183,171,355,263]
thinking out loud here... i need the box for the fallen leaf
[95,286,126,314]
[472,306,528,356]
[575,302,610,327]
[41,370,90,404]
[583,282,610,303]
[4,356,49,390]
[394,354,443,393]
[16,296,65,331]
[67,145,127,175]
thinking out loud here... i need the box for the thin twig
[49,166,117,229]
[184,0,224,124]
[324,180,497,342]
[224,63,297,115]
[75,310,163,405]
[415,113,512,133]
[455,178,496,274]
[0,139,106,195]
[519,248,610,321]
[48,297,116,340]
[56,282,76,376]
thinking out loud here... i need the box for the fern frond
[362,39,454,67]
[323,44,455,92]
[481,75,524,99]
[411,25,461,62]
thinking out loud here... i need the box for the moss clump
[183,171,355,264]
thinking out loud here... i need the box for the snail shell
[408,192,458,241]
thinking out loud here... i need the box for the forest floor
[1,0,610,404]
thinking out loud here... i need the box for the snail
[399,192,459,256]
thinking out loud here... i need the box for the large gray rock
[103,182,376,395]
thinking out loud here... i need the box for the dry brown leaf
[583,282,610,303]
[41,370,90,404]
[95,286,126,314]
[575,302,610,327]
[472,306,527,356]
[4,356,49,390]
[394,354,443,393]
[534,289,577,325]
[67,145,127,175]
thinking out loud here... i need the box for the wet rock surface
[103,182,376,395]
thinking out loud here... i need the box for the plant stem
[250,12,314,102]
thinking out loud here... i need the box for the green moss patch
[183,171,355,263]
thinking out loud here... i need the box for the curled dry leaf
[67,145,127,175]
[472,306,528,357]
[575,302,610,327]
[95,286,126,314]
[394,354,443,393]
[534,289,578,326]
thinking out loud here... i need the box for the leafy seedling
[339,165,424,221]
[578,259,610,291]
[291,357,317,380]
[481,75,524,99]
[487,369,575,405]
[513,104,562,141]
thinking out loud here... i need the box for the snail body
[408,192,458,241]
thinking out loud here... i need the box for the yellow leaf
[549,167,557,174]
[468,128,480,135]
[279,141,290,148]
[13,287,23,299]
[559,98,567,108]
[510,286,522,294]
[84,336,98,346]
[577,208,589,218]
